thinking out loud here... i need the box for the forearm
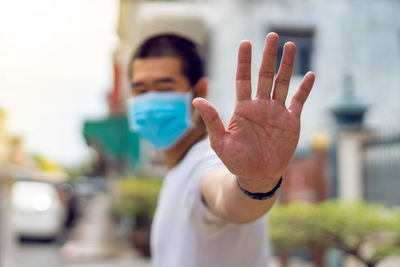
[201,168,280,224]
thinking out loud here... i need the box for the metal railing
[362,130,400,206]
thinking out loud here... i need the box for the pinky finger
[288,72,315,118]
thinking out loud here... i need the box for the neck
[162,125,207,169]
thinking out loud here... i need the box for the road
[15,239,63,267]
[12,238,151,267]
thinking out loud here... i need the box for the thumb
[192,97,225,152]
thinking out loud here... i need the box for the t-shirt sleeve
[185,142,227,228]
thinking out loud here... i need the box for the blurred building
[110,0,400,176]
[281,131,330,204]
[0,109,21,166]
[115,0,400,141]
[332,81,400,207]
[83,0,400,205]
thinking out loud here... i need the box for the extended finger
[272,42,296,105]
[236,41,252,101]
[288,72,315,118]
[192,97,225,153]
[256,33,279,99]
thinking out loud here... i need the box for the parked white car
[11,180,66,240]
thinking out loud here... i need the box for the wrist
[236,176,281,193]
[236,176,283,200]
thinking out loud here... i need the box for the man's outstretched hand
[193,33,315,191]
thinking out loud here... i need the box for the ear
[193,77,208,99]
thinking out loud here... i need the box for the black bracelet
[236,176,283,200]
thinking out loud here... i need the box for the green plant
[269,201,400,267]
[113,176,162,228]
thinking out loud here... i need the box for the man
[127,33,315,266]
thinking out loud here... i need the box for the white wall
[211,0,400,147]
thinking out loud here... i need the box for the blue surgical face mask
[126,91,194,150]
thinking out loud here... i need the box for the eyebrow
[131,77,177,88]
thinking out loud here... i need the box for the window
[270,29,314,76]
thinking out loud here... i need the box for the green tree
[269,201,400,267]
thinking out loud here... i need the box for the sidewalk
[60,193,151,267]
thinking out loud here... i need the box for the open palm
[193,33,315,184]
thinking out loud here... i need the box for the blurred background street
[10,191,152,267]
[15,240,63,267]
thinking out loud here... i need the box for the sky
[0,0,119,166]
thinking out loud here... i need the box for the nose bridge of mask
[144,92,192,122]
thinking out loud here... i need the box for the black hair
[130,34,205,86]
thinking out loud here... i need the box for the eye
[132,87,148,95]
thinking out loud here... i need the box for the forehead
[130,57,185,82]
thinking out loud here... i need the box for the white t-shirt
[151,139,270,267]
